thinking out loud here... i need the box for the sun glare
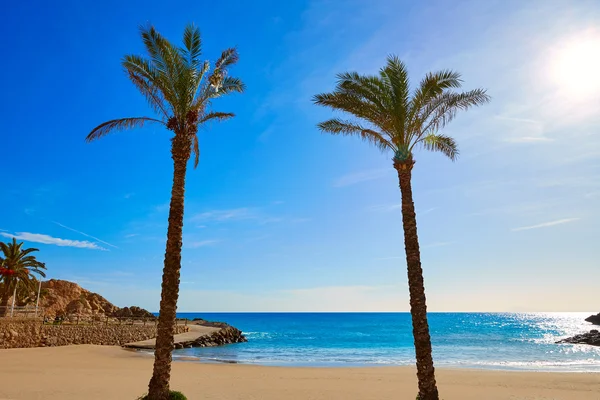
[551,33,600,99]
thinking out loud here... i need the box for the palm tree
[313,56,489,400]
[0,238,47,317]
[86,24,244,400]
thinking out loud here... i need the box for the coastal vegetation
[0,238,47,317]
[313,55,490,400]
[86,24,244,400]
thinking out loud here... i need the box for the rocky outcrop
[111,306,156,320]
[191,318,230,329]
[39,279,154,321]
[556,330,600,347]
[41,279,118,317]
[173,326,247,349]
[585,313,600,325]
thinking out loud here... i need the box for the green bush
[137,391,187,400]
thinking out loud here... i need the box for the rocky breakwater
[173,324,247,349]
[585,313,600,325]
[556,330,600,347]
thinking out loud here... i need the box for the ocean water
[168,312,600,371]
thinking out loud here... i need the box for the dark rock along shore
[555,312,600,347]
[556,330,600,347]
[584,313,600,325]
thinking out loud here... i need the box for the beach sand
[0,345,598,400]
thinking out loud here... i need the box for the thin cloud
[333,169,389,187]
[375,256,404,261]
[192,208,255,222]
[512,218,580,231]
[52,221,118,249]
[505,136,554,143]
[124,233,140,238]
[0,232,107,250]
[185,240,219,249]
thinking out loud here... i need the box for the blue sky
[1,0,599,312]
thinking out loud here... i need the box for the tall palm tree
[313,56,489,400]
[86,24,244,400]
[0,238,47,317]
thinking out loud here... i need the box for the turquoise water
[169,312,600,371]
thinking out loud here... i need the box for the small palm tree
[0,238,47,317]
[313,56,489,400]
[86,24,244,400]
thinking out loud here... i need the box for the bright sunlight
[550,32,600,99]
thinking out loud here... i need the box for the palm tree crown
[0,238,47,315]
[86,24,245,166]
[313,55,490,162]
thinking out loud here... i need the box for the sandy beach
[0,345,598,400]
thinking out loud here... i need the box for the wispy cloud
[52,221,117,249]
[505,136,554,143]
[374,256,404,261]
[192,208,255,222]
[191,207,296,225]
[185,240,219,249]
[124,193,134,199]
[124,233,140,238]
[512,218,580,231]
[333,169,389,187]
[0,232,107,250]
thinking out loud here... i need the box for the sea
[166,312,600,372]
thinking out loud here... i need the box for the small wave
[243,331,273,339]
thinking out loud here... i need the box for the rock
[38,279,155,322]
[111,306,155,320]
[584,313,600,325]
[556,330,600,346]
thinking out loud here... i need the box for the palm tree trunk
[394,159,439,400]
[147,136,191,400]
[0,290,10,317]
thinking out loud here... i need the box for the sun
[550,33,600,99]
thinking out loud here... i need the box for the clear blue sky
[1,0,599,312]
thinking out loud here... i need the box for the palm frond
[214,48,239,71]
[380,55,410,130]
[419,134,459,161]
[122,54,177,111]
[127,71,170,119]
[336,72,393,121]
[86,117,165,142]
[191,134,200,168]
[419,89,490,136]
[199,112,235,124]
[317,118,395,152]
[313,91,390,134]
[140,25,188,117]
[181,23,202,67]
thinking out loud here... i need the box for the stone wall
[0,318,189,349]
[0,318,42,348]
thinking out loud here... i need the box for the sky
[1,0,599,312]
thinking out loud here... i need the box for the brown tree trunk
[147,135,191,400]
[0,290,10,317]
[394,159,439,400]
